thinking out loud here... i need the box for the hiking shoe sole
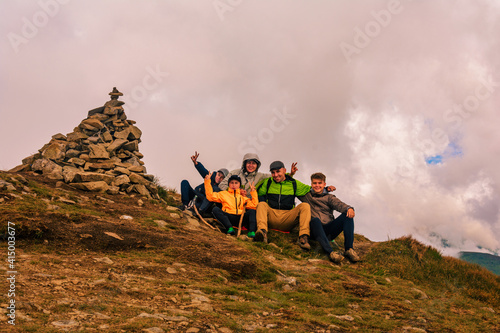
[298,235,311,250]
[254,229,267,243]
[344,249,360,263]
[329,251,344,263]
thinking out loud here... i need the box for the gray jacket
[219,153,270,197]
[298,191,353,224]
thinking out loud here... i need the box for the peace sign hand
[191,151,200,165]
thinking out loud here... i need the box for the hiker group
[179,152,359,264]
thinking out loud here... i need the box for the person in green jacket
[254,161,313,250]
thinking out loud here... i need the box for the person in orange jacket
[205,172,258,236]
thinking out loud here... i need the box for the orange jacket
[204,178,258,215]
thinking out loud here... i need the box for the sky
[1,0,499,256]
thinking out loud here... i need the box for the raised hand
[205,171,212,181]
[191,151,200,165]
[249,181,256,192]
[290,162,298,176]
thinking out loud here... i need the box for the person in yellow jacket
[205,172,258,236]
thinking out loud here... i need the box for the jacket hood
[241,153,262,173]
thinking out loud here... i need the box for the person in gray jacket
[219,153,268,197]
[298,172,359,264]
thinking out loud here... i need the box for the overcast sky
[1,0,499,255]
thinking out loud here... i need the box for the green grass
[365,236,500,307]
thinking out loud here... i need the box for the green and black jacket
[257,175,311,210]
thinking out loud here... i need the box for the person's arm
[328,195,354,217]
[190,151,209,178]
[195,162,209,179]
[204,173,222,203]
[294,179,312,197]
[296,191,311,203]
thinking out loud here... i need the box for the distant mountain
[459,252,500,275]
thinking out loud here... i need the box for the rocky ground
[0,171,499,332]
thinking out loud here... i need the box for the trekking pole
[193,203,217,231]
[236,203,247,237]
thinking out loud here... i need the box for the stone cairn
[10,88,159,199]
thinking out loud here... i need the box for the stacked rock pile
[10,88,159,199]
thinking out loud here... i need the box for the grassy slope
[0,171,499,333]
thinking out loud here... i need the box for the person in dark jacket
[298,172,359,263]
[179,151,228,213]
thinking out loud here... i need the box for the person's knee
[310,217,322,227]
[246,209,256,217]
[257,202,269,211]
[298,202,310,213]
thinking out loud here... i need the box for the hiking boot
[344,248,360,262]
[329,251,344,264]
[247,231,256,238]
[253,229,267,243]
[177,204,187,211]
[227,227,236,236]
[298,234,311,250]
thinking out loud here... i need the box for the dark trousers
[180,180,212,213]
[212,207,257,232]
[309,213,354,253]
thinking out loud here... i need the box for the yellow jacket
[204,178,258,215]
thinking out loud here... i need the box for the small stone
[167,267,178,274]
[72,181,109,192]
[104,232,123,240]
[137,313,166,320]
[94,257,114,265]
[154,220,167,228]
[412,288,428,299]
[52,320,79,328]
[93,312,111,320]
[142,328,165,333]
[332,314,354,321]
[88,144,110,159]
[120,215,133,220]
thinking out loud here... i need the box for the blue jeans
[309,213,354,253]
[180,180,196,205]
[180,180,212,212]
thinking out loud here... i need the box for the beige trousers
[256,202,311,236]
